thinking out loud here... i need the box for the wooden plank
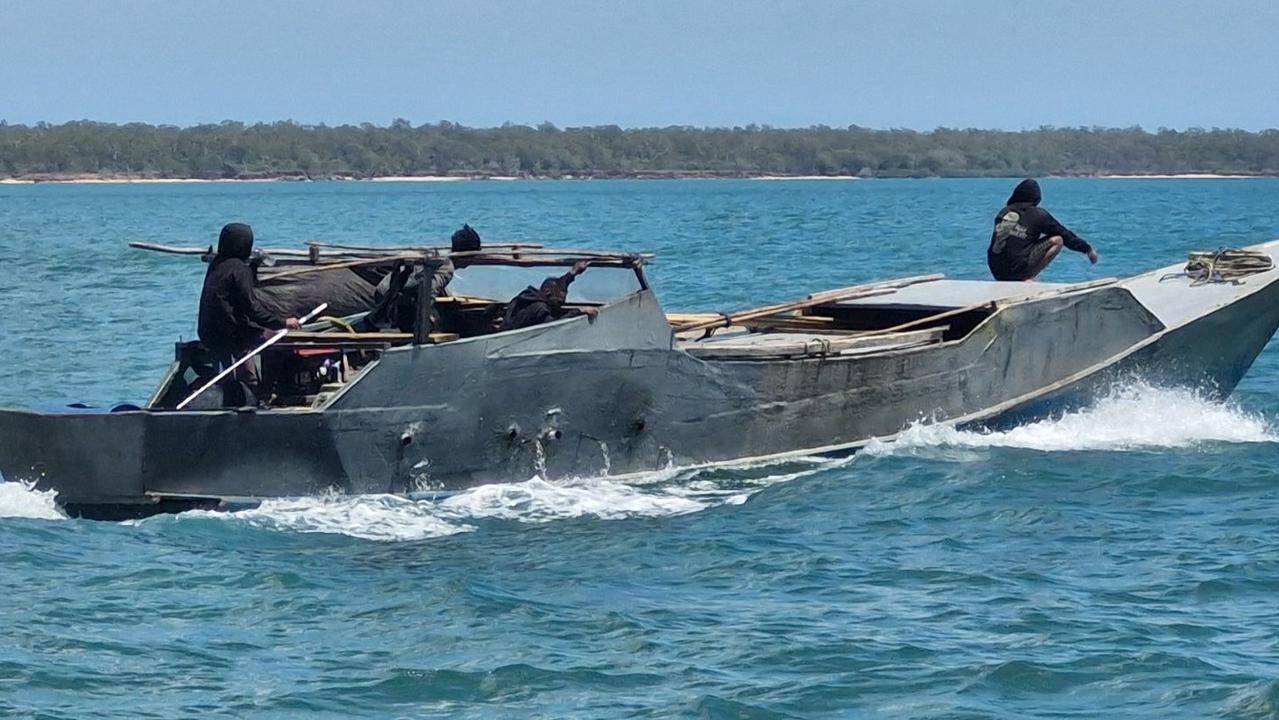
[672,274,943,335]
[666,312,720,324]
[673,316,847,337]
[683,327,945,359]
[435,295,501,305]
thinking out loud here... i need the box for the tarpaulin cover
[256,269,380,318]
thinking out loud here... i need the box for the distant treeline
[3,120,1279,180]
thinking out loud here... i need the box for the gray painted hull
[5,243,1279,518]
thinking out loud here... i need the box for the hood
[1007,178,1041,206]
[514,285,550,307]
[216,222,254,260]
[451,223,482,252]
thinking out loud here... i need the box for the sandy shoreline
[0,173,1269,185]
[1092,173,1266,179]
[0,174,864,184]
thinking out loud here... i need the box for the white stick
[175,303,328,410]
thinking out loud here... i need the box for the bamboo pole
[306,241,544,253]
[454,255,638,269]
[131,240,648,267]
[128,241,211,255]
[304,242,649,260]
[303,241,437,253]
[259,254,435,280]
[130,241,348,259]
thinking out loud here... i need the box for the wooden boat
[2,241,1277,519]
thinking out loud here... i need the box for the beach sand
[1096,173,1264,179]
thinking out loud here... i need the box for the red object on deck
[293,347,340,358]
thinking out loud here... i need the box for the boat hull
[4,255,1279,519]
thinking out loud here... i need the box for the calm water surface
[2,178,1279,718]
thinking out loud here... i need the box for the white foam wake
[203,493,475,542]
[866,382,1276,456]
[0,480,65,520]
[170,458,840,542]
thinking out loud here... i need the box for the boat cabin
[137,239,1075,412]
[146,243,654,410]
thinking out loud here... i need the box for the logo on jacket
[992,210,1029,253]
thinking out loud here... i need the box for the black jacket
[499,272,579,332]
[198,231,285,352]
[988,179,1091,270]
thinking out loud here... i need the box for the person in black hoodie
[198,223,299,401]
[500,260,597,331]
[987,179,1098,281]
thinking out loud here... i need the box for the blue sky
[2,0,1277,130]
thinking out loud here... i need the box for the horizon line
[3,119,1277,135]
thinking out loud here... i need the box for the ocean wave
[865,382,1276,456]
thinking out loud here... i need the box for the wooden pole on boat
[128,241,317,258]
[175,303,329,410]
[671,274,944,334]
[306,241,546,253]
[260,255,430,280]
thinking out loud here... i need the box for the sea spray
[159,457,843,542]
[0,480,65,520]
[598,440,612,475]
[865,382,1277,456]
[179,492,475,542]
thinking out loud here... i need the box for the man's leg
[1023,235,1065,281]
[224,347,263,407]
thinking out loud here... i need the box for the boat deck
[1120,239,1279,327]
[678,327,946,359]
[829,279,1070,310]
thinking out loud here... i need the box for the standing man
[987,179,1098,281]
[198,223,299,404]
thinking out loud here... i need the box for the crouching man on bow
[988,178,1099,282]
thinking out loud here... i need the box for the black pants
[207,344,264,407]
[988,240,1053,281]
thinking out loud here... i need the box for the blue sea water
[3,178,1279,718]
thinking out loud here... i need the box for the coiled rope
[1182,248,1274,286]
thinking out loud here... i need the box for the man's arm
[228,263,296,330]
[1041,210,1092,254]
[555,260,592,290]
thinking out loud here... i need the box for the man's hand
[285,317,302,330]
[582,306,600,322]
[571,260,591,276]
[1087,249,1099,265]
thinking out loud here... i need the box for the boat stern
[0,406,150,514]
